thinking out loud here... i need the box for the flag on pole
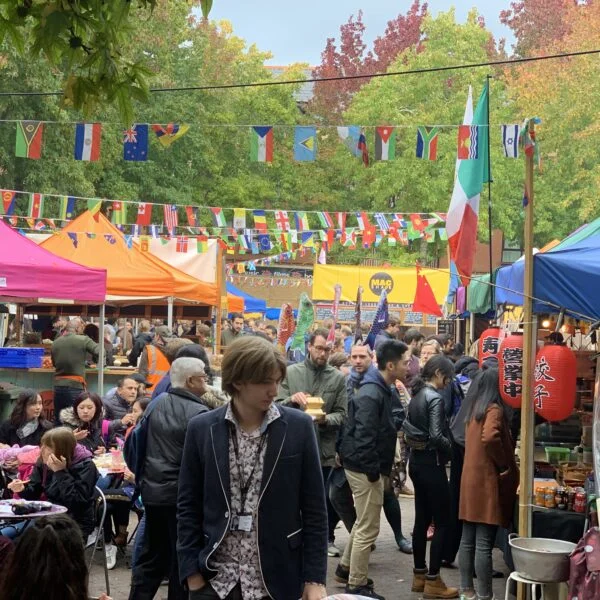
[337,126,362,157]
[416,126,440,160]
[15,121,44,159]
[59,196,76,221]
[151,123,189,147]
[136,203,152,226]
[375,127,396,161]
[294,126,317,161]
[358,130,369,166]
[250,126,273,162]
[164,204,179,231]
[412,265,443,317]
[366,290,389,349]
[74,123,102,161]
[457,125,479,160]
[354,286,363,343]
[123,124,149,161]
[501,124,520,158]
[447,83,490,285]
[210,207,226,227]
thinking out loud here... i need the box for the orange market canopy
[40,211,220,306]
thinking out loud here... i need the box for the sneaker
[105,543,117,570]
[345,584,385,599]
[85,528,99,548]
[397,536,413,554]
[328,541,341,557]
[423,575,459,599]
[459,593,476,600]
[334,564,374,586]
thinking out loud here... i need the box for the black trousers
[443,441,465,563]
[129,505,186,600]
[410,461,450,576]
[53,386,83,425]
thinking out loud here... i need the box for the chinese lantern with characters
[533,343,577,422]
[478,327,505,366]
[498,332,524,408]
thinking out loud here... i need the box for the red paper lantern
[533,344,577,422]
[498,332,524,408]
[478,327,505,366]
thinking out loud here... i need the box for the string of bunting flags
[11,119,524,164]
[0,190,449,256]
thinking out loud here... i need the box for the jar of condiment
[545,487,557,509]
[555,487,566,510]
[535,487,546,507]
[574,489,587,513]
[567,489,577,511]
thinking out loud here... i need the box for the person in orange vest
[137,326,175,390]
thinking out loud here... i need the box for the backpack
[568,526,600,599]
[123,395,162,484]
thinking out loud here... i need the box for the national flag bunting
[111,201,126,225]
[233,208,246,229]
[501,124,520,158]
[275,210,290,231]
[258,234,271,252]
[16,121,44,159]
[74,123,102,161]
[317,211,334,228]
[176,236,189,253]
[374,213,389,231]
[337,126,362,157]
[210,207,226,228]
[375,127,396,161]
[123,124,149,161]
[294,126,317,161]
[185,205,199,227]
[336,212,347,230]
[197,236,208,253]
[416,126,439,160]
[250,126,273,163]
[355,212,371,231]
[295,211,309,231]
[164,204,179,231]
[0,190,15,216]
[253,209,267,231]
[136,203,152,226]
[410,214,426,232]
[358,131,369,166]
[457,124,479,160]
[447,83,490,285]
[151,123,189,147]
[59,196,76,221]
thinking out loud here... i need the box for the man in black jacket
[129,357,210,600]
[177,336,328,600]
[338,340,410,600]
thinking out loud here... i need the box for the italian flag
[375,127,396,161]
[250,126,273,163]
[446,83,489,285]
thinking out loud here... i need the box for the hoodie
[20,443,98,538]
[340,368,397,477]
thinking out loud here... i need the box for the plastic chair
[505,572,547,600]
[87,486,110,597]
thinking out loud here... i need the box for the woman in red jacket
[458,368,519,600]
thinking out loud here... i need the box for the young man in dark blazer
[177,336,328,600]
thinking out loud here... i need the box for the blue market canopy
[225,282,267,313]
[495,220,600,320]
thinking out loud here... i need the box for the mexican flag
[446,82,490,285]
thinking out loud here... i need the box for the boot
[423,575,459,599]
[411,568,427,593]
[113,525,129,547]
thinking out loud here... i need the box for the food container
[545,446,571,466]
[544,487,556,509]
[508,534,576,582]
[305,397,325,420]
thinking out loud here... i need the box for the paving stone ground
[88,495,511,600]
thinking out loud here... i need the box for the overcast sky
[209,1,514,65]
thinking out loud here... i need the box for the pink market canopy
[0,219,107,303]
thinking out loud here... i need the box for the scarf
[16,419,39,440]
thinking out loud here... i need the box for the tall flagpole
[486,75,494,284]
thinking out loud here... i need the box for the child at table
[6,427,98,540]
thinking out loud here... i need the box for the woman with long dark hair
[458,368,519,600]
[59,391,106,454]
[403,354,458,599]
[0,389,52,447]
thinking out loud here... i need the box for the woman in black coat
[59,391,106,455]
[0,389,52,448]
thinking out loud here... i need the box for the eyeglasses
[312,346,331,353]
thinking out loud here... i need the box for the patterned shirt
[208,402,280,600]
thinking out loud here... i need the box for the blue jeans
[458,521,498,599]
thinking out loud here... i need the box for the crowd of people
[0,315,520,600]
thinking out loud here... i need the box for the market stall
[225,282,267,313]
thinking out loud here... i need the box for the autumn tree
[310,2,427,120]
[499,0,588,56]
